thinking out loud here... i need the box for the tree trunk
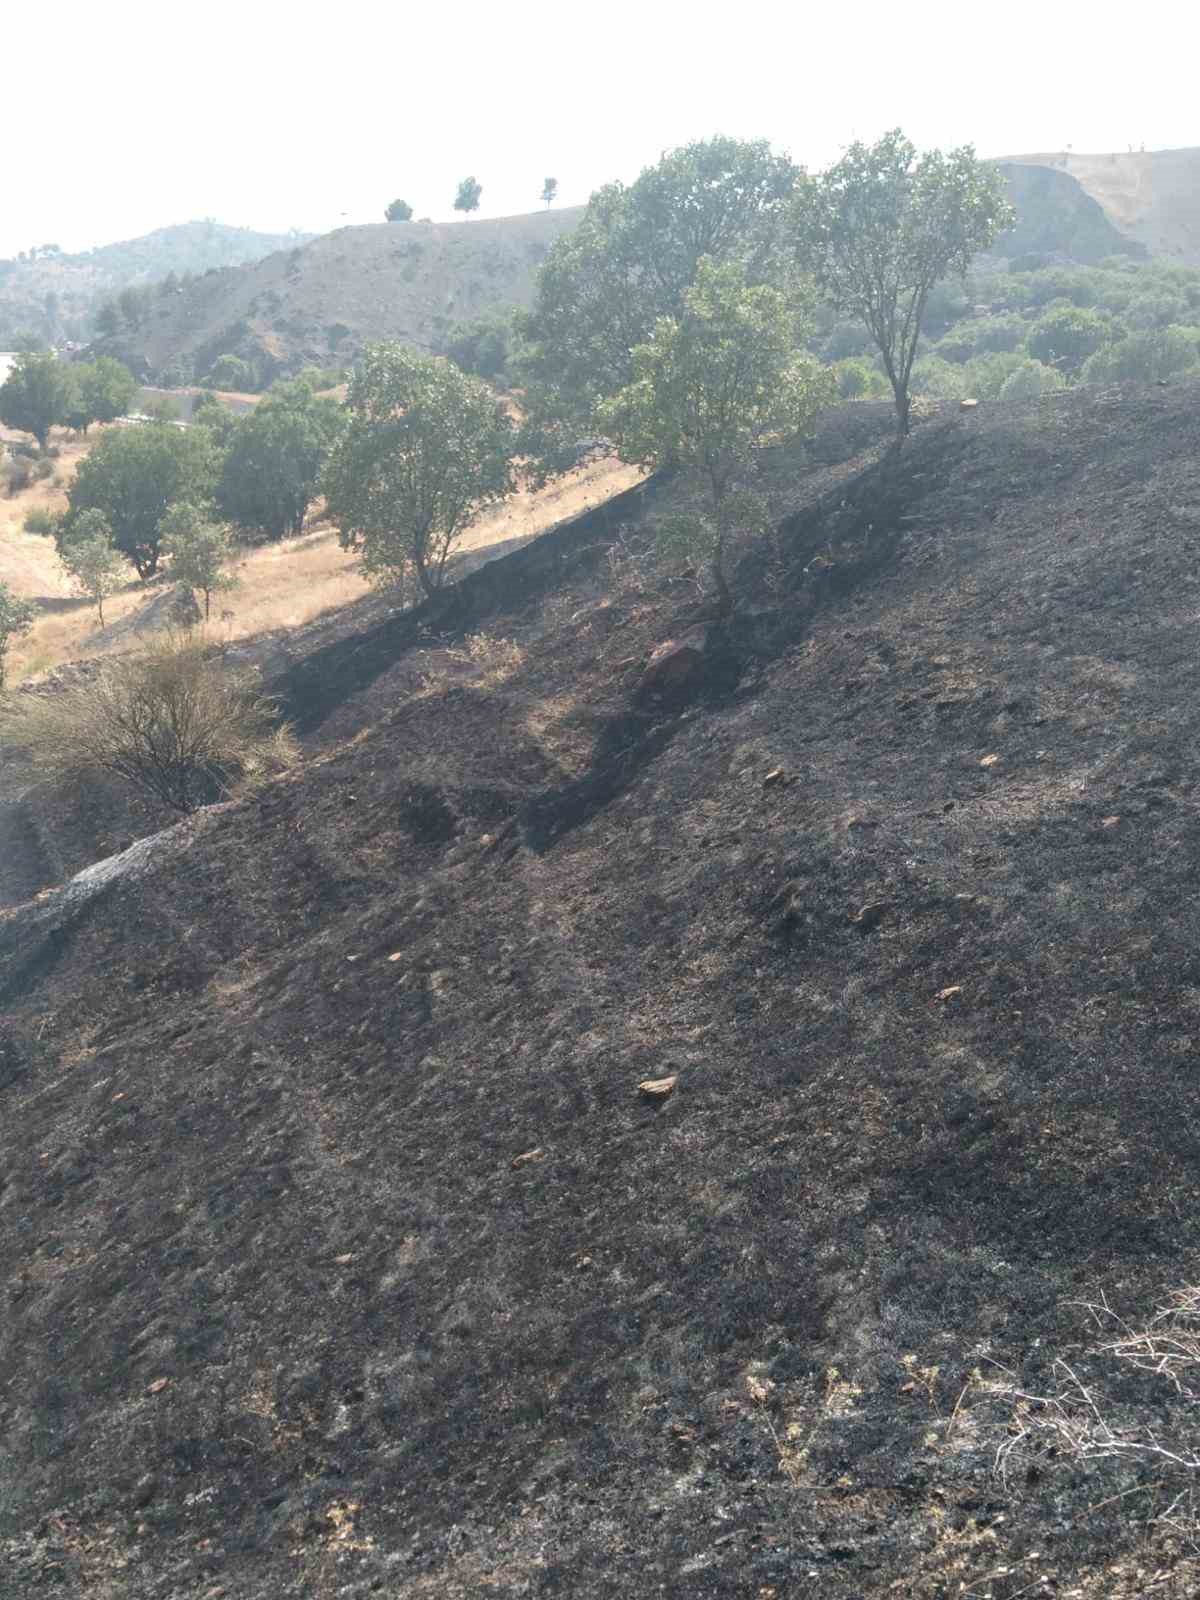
[709,477,734,618]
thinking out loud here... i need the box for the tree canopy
[161,502,236,619]
[792,129,1012,434]
[385,199,414,222]
[217,379,345,541]
[0,582,37,688]
[59,512,126,625]
[599,258,833,611]
[454,177,482,216]
[68,423,220,579]
[517,137,802,454]
[0,350,75,449]
[541,177,558,208]
[323,344,515,600]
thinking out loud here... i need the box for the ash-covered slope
[4,386,1200,1597]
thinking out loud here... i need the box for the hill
[999,147,1200,265]
[4,381,1200,1595]
[91,208,585,387]
[0,222,314,348]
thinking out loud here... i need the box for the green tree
[437,312,513,383]
[67,424,220,579]
[59,512,126,625]
[1025,305,1110,373]
[541,177,558,208]
[1081,326,1200,385]
[385,198,414,222]
[518,137,801,452]
[323,344,515,600]
[217,379,344,540]
[0,582,37,688]
[998,358,1067,401]
[0,350,75,449]
[454,177,483,216]
[598,258,834,614]
[205,354,253,392]
[191,389,242,446]
[160,503,236,620]
[80,357,138,428]
[792,129,1013,436]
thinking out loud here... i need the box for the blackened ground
[3,386,1200,1597]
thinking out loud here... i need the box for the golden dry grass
[0,425,643,684]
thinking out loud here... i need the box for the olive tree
[385,198,414,222]
[0,350,75,449]
[323,344,516,600]
[67,423,220,579]
[792,130,1013,436]
[454,177,482,216]
[161,503,236,620]
[518,136,801,457]
[59,511,126,625]
[598,258,834,613]
[217,379,345,540]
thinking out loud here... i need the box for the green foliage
[833,357,890,400]
[821,319,877,362]
[59,516,126,625]
[598,258,834,611]
[454,177,483,215]
[81,357,138,427]
[385,199,414,222]
[997,358,1067,402]
[519,136,802,457]
[217,380,345,541]
[792,129,1014,434]
[0,582,37,687]
[323,344,516,600]
[68,423,220,579]
[190,390,241,446]
[142,393,182,422]
[541,178,558,208]
[934,312,1027,362]
[161,503,236,619]
[0,629,297,813]
[1024,305,1111,372]
[0,350,75,448]
[962,350,1031,398]
[437,312,514,383]
[205,354,253,392]
[1081,327,1200,385]
[910,355,970,401]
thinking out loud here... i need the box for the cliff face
[998,147,1200,266]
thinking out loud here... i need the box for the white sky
[3,0,1196,258]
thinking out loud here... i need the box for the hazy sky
[4,0,1196,257]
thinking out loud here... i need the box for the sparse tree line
[384,175,559,223]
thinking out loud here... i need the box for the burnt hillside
[4,384,1200,1597]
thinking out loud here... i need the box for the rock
[961,398,979,410]
[638,1075,678,1101]
[936,985,963,1002]
[637,630,708,704]
[979,753,1001,768]
[510,1148,544,1169]
[763,767,790,789]
[132,1473,158,1508]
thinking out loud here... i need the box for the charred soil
[4,387,1200,1596]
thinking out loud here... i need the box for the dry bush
[1,630,298,813]
[988,1288,1200,1489]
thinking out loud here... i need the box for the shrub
[0,582,37,688]
[832,358,889,400]
[1082,326,1200,385]
[1,456,33,497]
[998,358,1067,402]
[910,355,969,400]
[23,506,62,537]
[962,351,1029,398]
[0,630,297,813]
[1025,305,1111,372]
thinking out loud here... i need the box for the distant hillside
[0,221,314,347]
[997,147,1200,265]
[91,208,585,387]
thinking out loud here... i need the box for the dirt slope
[1000,147,1200,264]
[4,386,1200,1596]
[94,209,584,385]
